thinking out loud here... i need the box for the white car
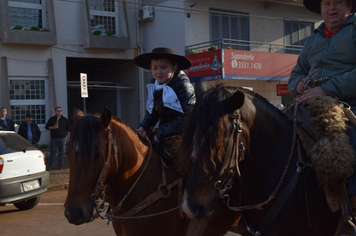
[0,131,49,210]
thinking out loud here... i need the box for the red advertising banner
[185,50,223,82]
[223,49,299,81]
[276,84,290,96]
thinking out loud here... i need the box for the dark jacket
[289,14,356,104]
[18,122,41,144]
[45,115,70,138]
[139,71,196,142]
[0,118,15,131]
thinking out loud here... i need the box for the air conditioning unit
[139,5,154,21]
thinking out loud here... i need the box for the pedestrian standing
[45,107,70,170]
[0,107,15,131]
[18,113,41,146]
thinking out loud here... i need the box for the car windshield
[0,133,38,155]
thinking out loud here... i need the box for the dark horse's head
[64,108,112,225]
[181,78,248,219]
[181,78,290,220]
[181,79,341,235]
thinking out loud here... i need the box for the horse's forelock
[70,115,101,158]
[181,87,232,173]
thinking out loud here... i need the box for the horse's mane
[110,116,140,135]
[179,84,237,173]
[178,84,288,175]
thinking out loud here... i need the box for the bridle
[90,125,155,221]
[89,125,181,223]
[214,111,244,201]
[213,103,312,236]
[90,126,119,218]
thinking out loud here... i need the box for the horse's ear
[224,90,245,114]
[194,77,208,98]
[99,107,112,129]
[72,108,84,125]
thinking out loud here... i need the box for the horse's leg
[201,199,242,236]
[185,217,209,236]
[112,222,125,236]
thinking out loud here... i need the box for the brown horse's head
[64,107,113,225]
[181,78,247,219]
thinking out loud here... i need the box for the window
[9,79,48,125]
[88,0,120,36]
[284,21,314,54]
[8,0,48,30]
[210,8,250,50]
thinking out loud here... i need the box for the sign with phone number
[224,50,298,81]
[232,61,262,70]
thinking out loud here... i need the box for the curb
[48,183,69,191]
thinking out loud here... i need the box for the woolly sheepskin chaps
[304,96,355,212]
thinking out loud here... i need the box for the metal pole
[83,98,86,115]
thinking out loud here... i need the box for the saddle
[147,128,184,175]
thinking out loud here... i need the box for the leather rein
[214,104,310,236]
[90,126,181,223]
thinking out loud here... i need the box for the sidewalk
[44,149,70,191]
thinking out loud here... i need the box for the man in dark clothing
[0,107,15,131]
[45,106,70,170]
[18,113,41,146]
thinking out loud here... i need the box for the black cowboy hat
[134,47,192,70]
[304,0,356,14]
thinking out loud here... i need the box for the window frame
[284,20,314,54]
[8,0,47,29]
[209,8,250,50]
[88,0,120,36]
[9,78,49,126]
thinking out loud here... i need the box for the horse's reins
[90,128,182,223]
[91,126,118,201]
[91,127,153,220]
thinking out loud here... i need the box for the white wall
[140,0,187,54]
[184,0,322,48]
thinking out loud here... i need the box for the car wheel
[13,195,41,210]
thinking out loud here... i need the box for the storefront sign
[276,84,290,96]
[224,49,298,81]
[185,49,298,82]
[185,50,222,82]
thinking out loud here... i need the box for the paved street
[27,153,240,236]
[0,188,240,236]
[0,189,116,236]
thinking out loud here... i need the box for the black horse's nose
[65,208,86,225]
[193,204,208,219]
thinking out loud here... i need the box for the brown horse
[64,107,241,236]
[181,78,343,236]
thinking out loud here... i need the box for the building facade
[0,0,322,145]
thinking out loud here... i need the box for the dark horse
[64,108,241,236]
[181,79,341,236]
